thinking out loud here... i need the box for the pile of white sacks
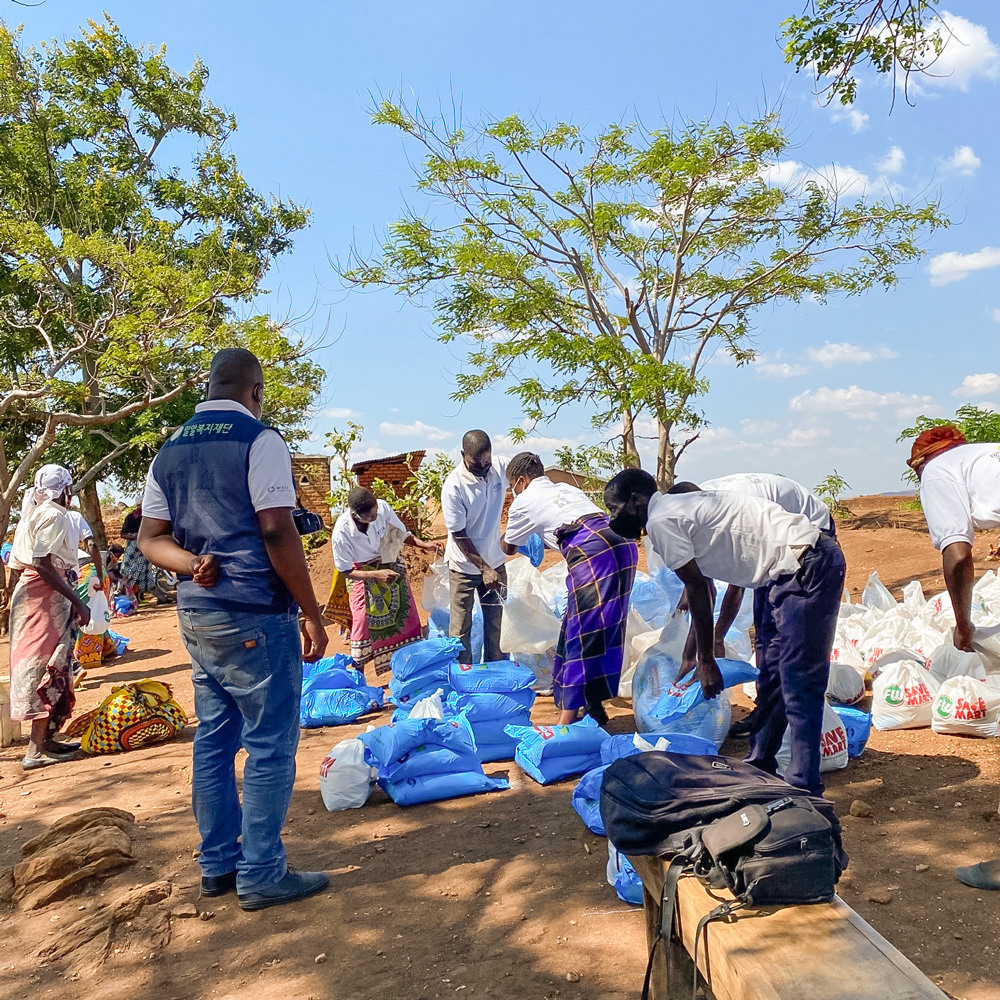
[836,570,1000,738]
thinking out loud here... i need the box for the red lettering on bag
[955,696,987,721]
[905,683,931,706]
[820,729,847,757]
[319,755,336,777]
[536,726,555,740]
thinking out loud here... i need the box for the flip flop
[21,755,60,771]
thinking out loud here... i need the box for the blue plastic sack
[517,533,545,568]
[607,844,643,906]
[382,770,509,807]
[302,653,356,683]
[381,745,483,782]
[389,670,451,706]
[515,749,603,785]
[390,637,464,682]
[474,739,518,763]
[449,660,536,694]
[470,714,532,744]
[647,658,757,726]
[300,686,384,727]
[571,764,608,835]
[106,630,129,656]
[831,705,872,758]
[630,570,684,628]
[359,715,479,771]
[505,717,610,784]
[427,607,485,664]
[657,695,732,750]
[446,689,536,722]
[113,595,136,616]
[599,731,718,765]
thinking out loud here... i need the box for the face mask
[608,511,645,539]
[467,462,491,479]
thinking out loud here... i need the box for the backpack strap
[689,900,745,1000]
[640,856,690,1000]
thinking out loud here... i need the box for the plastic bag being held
[80,576,111,636]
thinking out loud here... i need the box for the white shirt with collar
[699,472,832,531]
[920,442,1000,551]
[441,455,510,574]
[11,500,79,573]
[331,500,410,572]
[504,476,602,550]
[141,399,296,519]
[645,489,820,589]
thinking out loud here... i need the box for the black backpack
[600,752,848,999]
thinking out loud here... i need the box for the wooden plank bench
[629,854,950,1000]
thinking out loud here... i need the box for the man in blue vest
[138,348,330,911]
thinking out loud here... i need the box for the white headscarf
[9,464,73,571]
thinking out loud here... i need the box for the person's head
[461,429,493,479]
[507,452,544,496]
[109,544,125,558]
[207,348,265,420]
[347,486,379,526]
[603,468,658,538]
[667,481,702,495]
[33,464,74,509]
[907,425,967,478]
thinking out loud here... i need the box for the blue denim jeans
[177,609,302,893]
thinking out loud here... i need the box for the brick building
[290,454,334,528]
[351,451,426,530]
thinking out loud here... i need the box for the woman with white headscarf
[8,464,91,770]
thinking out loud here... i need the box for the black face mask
[608,511,644,539]
[467,462,491,479]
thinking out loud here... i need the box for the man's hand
[301,616,328,663]
[954,620,976,652]
[371,568,399,584]
[481,565,501,589]
[190,554,219,588]
[692,656,725,699]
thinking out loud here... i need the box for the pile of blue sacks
[388,638,463,720]
[299,654,385,728]
[427,605,485,664]
[107,629,129,656]
[359,714,509,807]
[445,660,536,762]
[504,715,610,785]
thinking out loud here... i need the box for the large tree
[343,104,946,487]
[0,18,323,548]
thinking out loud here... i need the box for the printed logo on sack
[459,663,473,672]
[936,696,954,719]
[884,684,904,706]
[820,728,847,757]
[319,755,336,777]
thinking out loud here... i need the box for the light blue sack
[599,731,718,765]
[382,770,509,807]
[302,653,357,684]
[359,715,478,770]
[389,673,451,709]
[427,607,486,664]
[646,658,757,726]
[505,716,610,784]
[470,714,532,744]
[381,745,484,782]
[607,844,643,906]
[517,533,544,567]
[389,637,464,682]
[831,704,872,758]
[571,764,608,834]
[515,749,602,785]
[446,689,536,721]
[449,660,536,694]
[300,686,384,728]
[657,696,732,750]
[107,630,129,656]
[475,740,518,763]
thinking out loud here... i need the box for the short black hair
[462,429,491,455]
[347,486,377,515]
[508,452,544,482]
[667,481,701,494]
[208,348,263,393]
[604,467,657,504]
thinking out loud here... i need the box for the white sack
[931,675,1000,737]
[777,703,849,777]
[500,594,562,656]
[421,559,451,615]
[319,738,376,812]
[929,641,986,686]
[872,659,940,730]
[826,661,866,705]
[409,688,446,720]
[862,571,897,612]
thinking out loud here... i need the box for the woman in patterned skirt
[502,453,638,725]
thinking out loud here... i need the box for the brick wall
[291,455,333,528]
[351,452,426,531]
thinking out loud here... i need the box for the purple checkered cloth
[553,514,638,712]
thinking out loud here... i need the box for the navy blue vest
[150,408,294,614]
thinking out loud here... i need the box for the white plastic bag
[318,738,376,811]
[80,576,110,636]
[409,688,445,720]
[500,594,562,655]
[862,571,897,612]
[776,702,849,776]
[872,659,939,730]
[421,559,451,615]
[631,614,688,732]
[826,661,866,705]
[929,641,986,686]
[931,675,1000,737]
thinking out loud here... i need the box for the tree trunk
[79,483,107,550]
[0,501,9,594]
[656,423,677,491]
[622,411,641,469]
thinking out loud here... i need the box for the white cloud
[954,373,1000,397]
[494,432,585,453]
[762,160,875,198]
[757,362,810,379]
[806,342,898,366]
[740,418,778,436]
[943,144,981,175]
[348,443,386,463]
[773,426,832,449]
[927,246,1000,285]
[379,420,453,442]
[789,385,936,422]
[876,146,905,174]
[991,308,1000,323]
[832,108,870,133]
[324,406,357,419]
[918,12,1000,91]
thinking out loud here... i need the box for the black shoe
[238,868,329,911]
[729,716,754,738]
[44,739,81,758]
[201,871,238,897]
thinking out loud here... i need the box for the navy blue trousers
[746,533,846,794]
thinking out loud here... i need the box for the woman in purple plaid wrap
[502,453,638,725]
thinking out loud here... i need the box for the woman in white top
[8,465,91,770]
[330,487,440,674]
[502,453,638,725]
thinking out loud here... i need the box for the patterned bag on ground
[68,680,187,753]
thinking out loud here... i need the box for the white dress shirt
[645,490,820,588]
[10,501,79,573]
[142,400,295,518]
[920,443,1000,551]
[331,500,410,572]
[441,456,510,574]
[699,472,832,531]
[503,476,602,549]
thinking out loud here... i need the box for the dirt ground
[1,496,999,1000]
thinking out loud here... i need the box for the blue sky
[13,1,1000,494]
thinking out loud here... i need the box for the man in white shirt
[605,468,845,795]
[440,430,510,663]
[65,507,105,586]
[908,426,1000,890]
